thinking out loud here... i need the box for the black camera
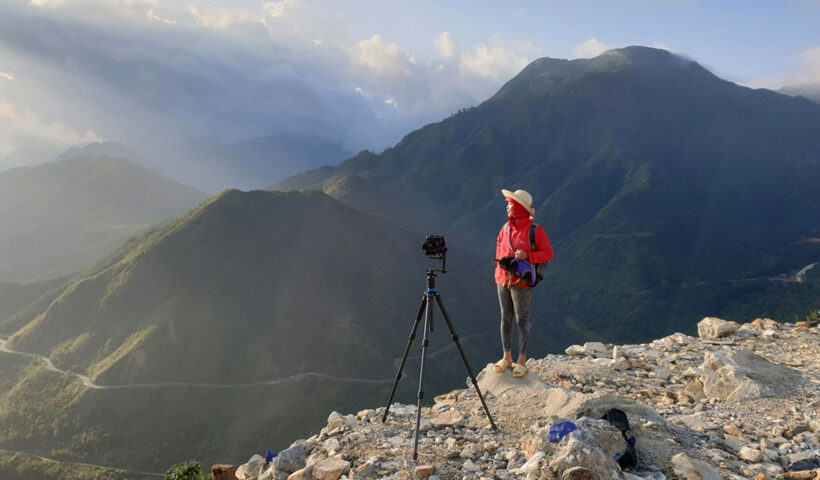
[422,235,446,259]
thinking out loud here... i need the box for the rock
[751,318,765,329]
[311,458,350,480]
[287,468,313,480]
[785,424,812,439]
[700,349,804,401]
[413,465,434,480]
[352,463,375,479]
[212,465,238,480]
[560,467,599,480]
[780,472,819,480]
[565,345,585,356]
[548,418,624,480]
[276,444,307,473]
[739,446,764,462]
[462,460,480,472]
[237,455,266,480]
[326,412,346,431]
[671,453,722,480]
[611,357,631,371]
[431,409,466,428]
[475,364,551,395]
[763,318,780,330]
[723,425,742,437]
[583,342,608,357]
[698,317,739,339]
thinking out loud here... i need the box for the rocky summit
[232,317,820,480]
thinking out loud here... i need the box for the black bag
[527,224,549,285]
[601,408,637,469]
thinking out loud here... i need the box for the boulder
[565,345,585,356]
[475,364,551,395]
[276,444,307,473]
[237,455,266,480]
[583,342,608,357]
[670,453,721,480]
[700,349,804,401]
[560,467,599,480]
[698,317,738,339]
[287,468,313,480]
[547,418,624,480]
[326,412,346,431]
[311,457,350,480]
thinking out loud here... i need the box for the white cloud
[0,71,13,81]
[264,0,299,18]
[798,46,820,80]
[435,32,459,60]
[0,98,103,157]
[28,0,64,9]
[741,45,820,90]
[459,36,542,81]
[186,5,265,30]
[354,34,414,77]
[572,38,611,59]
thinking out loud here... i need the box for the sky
[1,0,819,167]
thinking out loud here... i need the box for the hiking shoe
[512,362,527,378]
[493,359,512,372]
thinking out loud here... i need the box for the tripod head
[422,235,447,273]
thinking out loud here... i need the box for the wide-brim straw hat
[502,189,535,216]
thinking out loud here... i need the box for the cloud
[741,45,820,90]
[0,71,13,81]
[435,32,459,60]
[0,97,103,158]
[0,1,545,165]
[28,0,65,9]
[572,38,611,59]
[186,5,264,30]
[354,34,414,77]
[459,36,542,81]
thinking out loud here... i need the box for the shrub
[164,461,204,480]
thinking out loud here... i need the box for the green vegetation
[164,462,204,480]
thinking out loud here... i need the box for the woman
[493,189,553,378]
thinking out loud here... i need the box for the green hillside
[272,46,820,341]
[0,189,514,474]
[0,155,209,283]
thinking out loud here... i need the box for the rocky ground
[231,317,820,480]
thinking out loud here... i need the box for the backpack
[506,223,549,286]
[601,408,638,469]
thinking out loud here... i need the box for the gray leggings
[497,284,533,358]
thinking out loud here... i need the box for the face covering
[506,199,530,228]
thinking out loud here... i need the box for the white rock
[462,460,480,472]
[583,342,608,357]
[670,453,721,480]
[698,317,738,339]
[738,446,764,462]
[327,411,346,431]
[237,455,267,480]
[565,345,585,356]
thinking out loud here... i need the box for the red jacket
[495,219,553,288]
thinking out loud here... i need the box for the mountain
[0,155,209,283]
[779,84,820,105]
[0,189,513,475]
[271,46,820,341]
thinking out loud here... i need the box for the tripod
[382,268,498,460]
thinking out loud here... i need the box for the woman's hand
[514,249,528,260]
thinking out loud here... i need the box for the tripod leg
[413,291,434,460]
[434,294,498,430]
[382,296,427,423]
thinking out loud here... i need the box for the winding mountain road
[0,338,394,389]
[0,448,163,478]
